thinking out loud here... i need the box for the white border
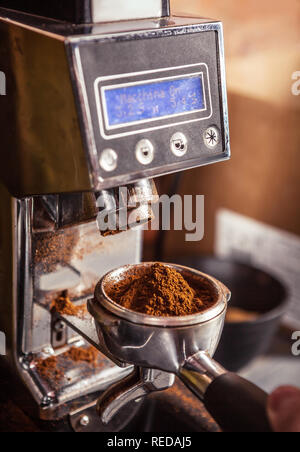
[94,63,213,140]
[101,72,207,130]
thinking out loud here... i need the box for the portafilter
[88,263,271,432]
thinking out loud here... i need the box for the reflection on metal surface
[0,0,170,24]
[0,70,5,95]
[92,0,165,22]
[98,368,175,424]
[96,179,158,235]
[0,330,5,355]
[179,351,226,400]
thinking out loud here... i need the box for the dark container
[172,256,288,372]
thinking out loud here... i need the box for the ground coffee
[35,356,64,382]
[51,291,87,317]
[65,346,98,366]
[108,263,216,317]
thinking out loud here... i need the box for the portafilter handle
[179,351,272,433]
[97,367,175,424]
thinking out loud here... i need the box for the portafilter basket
[88,263,271,432]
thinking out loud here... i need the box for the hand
[267,386,300,432]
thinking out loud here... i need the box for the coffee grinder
[0,0,231,430]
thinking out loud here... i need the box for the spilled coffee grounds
[108,263,216,317]
[65,346,98,366]
[51,291,87,317]
[35,346,101,384]
[35,356,63,382]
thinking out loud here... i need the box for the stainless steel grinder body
[0,1,230,425]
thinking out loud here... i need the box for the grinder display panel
[102,74,205,128]
[94,63,212,139]
[71,24,229,188]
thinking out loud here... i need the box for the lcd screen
[103,75,205,128]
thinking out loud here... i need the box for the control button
[135,139,154,165]
[170,132,188,157]
[203,126,220,149]
[99,149,118,172]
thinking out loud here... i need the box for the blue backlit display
[103,75,204,127]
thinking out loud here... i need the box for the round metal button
[99,149,118,172]
[203,126,220,149]
[170,132,188,157]
[135,139,154,165]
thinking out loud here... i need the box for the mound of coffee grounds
[35,356,63,382]
[65,346,98,366]
[51,291,87,317]
[108,263,216,317]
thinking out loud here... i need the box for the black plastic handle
[204,372,272,432]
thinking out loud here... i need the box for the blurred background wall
[144,0,300,259]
